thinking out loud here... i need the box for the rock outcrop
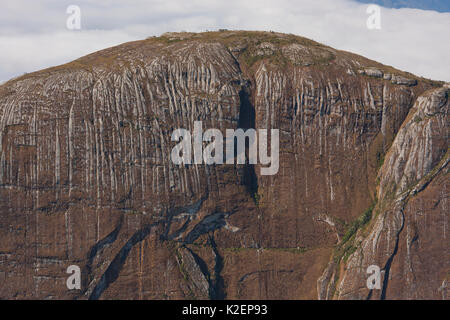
[322,86,449,300]
[0,31,447,300]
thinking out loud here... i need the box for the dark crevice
[377,158,447,300]
[88,197,208,300]
[237,82,254,129]
[82,215,124,294]
[161,196,207,241]
[186,247,211,281]
[237,83,258,201]
[410,234,419,249]
[87,216,124,264]
[182,211,229,244]
[166,217,191,241]
[365,288,373,300]
[88,221,159,300]
[209,235,225,300]
[380,209,405,300]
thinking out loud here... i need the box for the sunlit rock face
[0,31,447,300]
[323,86,449,300]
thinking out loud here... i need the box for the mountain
[0,30,448,300]
[355,0,450,12]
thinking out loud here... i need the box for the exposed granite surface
[0,31,447,300]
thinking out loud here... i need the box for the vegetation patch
[333,201,376,265]
[413,115,423,123]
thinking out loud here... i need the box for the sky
[0,0,449,84]
[355,0,450,12]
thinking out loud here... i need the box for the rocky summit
[0,30,448,300]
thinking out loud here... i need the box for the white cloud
[0,0,449,82]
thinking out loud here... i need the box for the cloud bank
[1,0,449,83]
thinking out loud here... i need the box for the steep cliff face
[322,85,449,300]
[0,31,447,300]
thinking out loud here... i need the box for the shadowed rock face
[0,31,447,300]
